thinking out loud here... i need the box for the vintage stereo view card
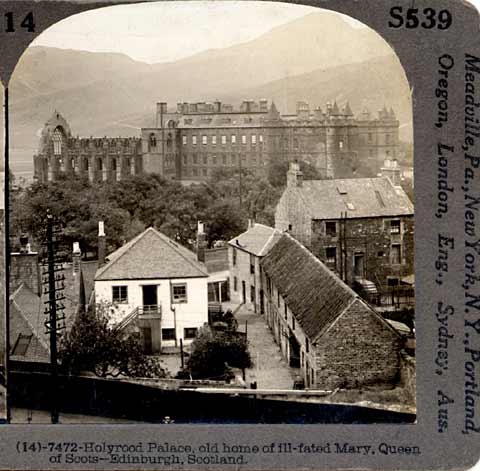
[0,0,479,469]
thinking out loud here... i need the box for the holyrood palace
[33,99,400,184]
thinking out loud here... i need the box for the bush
[186,325,252,380]
[59,303,167,379]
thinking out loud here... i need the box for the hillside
[8,10,411,175]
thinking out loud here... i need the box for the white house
[94,227,209,353]
[228,223,281,313]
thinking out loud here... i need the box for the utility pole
[42,213,65,424]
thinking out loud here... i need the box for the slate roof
[294,177,413,220]
[10,284,49,363]
[228,224,282,257]
[63,260,98,329]
[261,234,396,342]
[95,227,208,281]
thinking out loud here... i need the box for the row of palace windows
[183,153,263,166]
[365,132,394,144]
[182,134,264,146]
[183,166,261,178]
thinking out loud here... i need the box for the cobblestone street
[235,304,297,389]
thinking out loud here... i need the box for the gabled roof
[228,224,282,257]
[10,284,49,363]
[293,177,413,220]
[95,227,208,281]
[261,234,400,342]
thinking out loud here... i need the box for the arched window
[149,133,157,151]
[52,128,63,155]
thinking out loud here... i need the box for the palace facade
[34,99,400,183]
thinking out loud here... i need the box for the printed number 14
[4,12,35,32]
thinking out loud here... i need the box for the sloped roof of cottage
[261,234,399,342]
[95,227,208,281]
[293,177,413,219]
[228,223,282,257]
[10,284,49,363]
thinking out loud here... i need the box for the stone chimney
[381,159,402,186]
[196,221,206,263]
[287,161,303,188]
[156,102,168,128]
[10,236,41,295]
[72,242,81,276]
[296,101,310,120]
[98,221,106,267]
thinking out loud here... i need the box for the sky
[30,1,363,64]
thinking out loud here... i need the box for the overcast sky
[30,2,363,64]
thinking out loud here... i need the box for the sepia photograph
[6,1,415,424]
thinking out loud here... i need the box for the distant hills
[8,11,412,175]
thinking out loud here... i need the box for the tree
[267,160,323,188]
[185,325,252,380]
[59,303,167,379]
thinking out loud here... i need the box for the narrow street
[235,304,297,390]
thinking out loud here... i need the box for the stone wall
[314,298,402,389]
[311,216,414,286]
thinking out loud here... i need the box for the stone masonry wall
[314,298,402,389]
[311,216,414,286]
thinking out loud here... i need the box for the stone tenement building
[262,233,403,389]
[34,99,400,183]
[275,162,414,290]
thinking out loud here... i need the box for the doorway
[141,326,153,354]
[288,332,301,368]
[354,253,365,278]
[142,285,158,312]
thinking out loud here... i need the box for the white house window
[184,327,198,339]
[242,135,247,145]
[251,134,257,145]
[221,135,227,145]
[192,135,197,145]
[212,135,217,145]
[182,136,187,145]
[172,283,187,303]
[112,286,128,303]
[259,134,264,144]
[231,134,237,144]
[162,328,176,340]
[202,135,207,145]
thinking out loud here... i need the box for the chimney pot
[196,221,207,263]
[98,222,106,266]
